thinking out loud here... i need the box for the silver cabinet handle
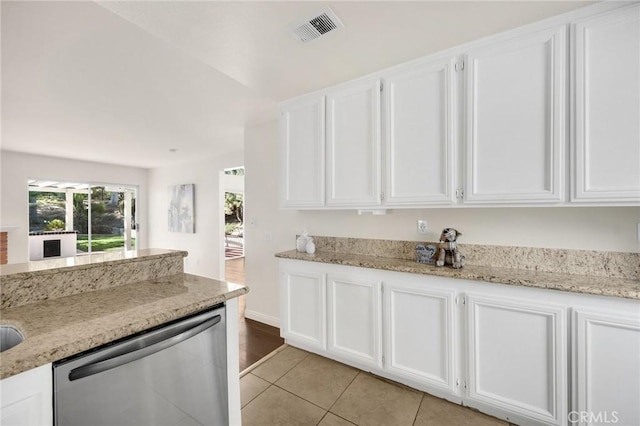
[69,313,221,381]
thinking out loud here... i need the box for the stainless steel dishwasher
[53,304,227,426]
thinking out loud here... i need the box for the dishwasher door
[53,305,227,426]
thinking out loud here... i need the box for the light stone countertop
[0,248,185,276]
[276,250,640,300]
[0,273,248,379]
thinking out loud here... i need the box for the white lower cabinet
[383,278,457,395]
[280,262,327,351]
[0,363,53,426]
[279,259,640,426]
[465,294,567,425]
[573,311,640,426]
[327,273,382,369]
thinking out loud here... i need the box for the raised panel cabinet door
[279,95,325,208]
[573,4,640,203]
[326,79,382,207]
[0,364,53,426]
[465,25,566,203]
[384,57,456,205]
[383,281,456,394]
[327,273,382,368]
[574,311,640,426]
[465,295,567,425]
[280,263,326,351]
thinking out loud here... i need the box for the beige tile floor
[240,346,511,426]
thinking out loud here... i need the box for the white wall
[148,151,243,279]
[0,151,149,264]
[244,120,640,326]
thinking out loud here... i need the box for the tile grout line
[272,382,331,413]
[241,382,274,411]
[263,359,361,421]
[411,393,426,426]
[325,371,361,418]
[315,411,331,426]
[266,349,311,383]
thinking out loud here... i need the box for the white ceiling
[1,1,594,169]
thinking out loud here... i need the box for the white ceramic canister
[306,238,316,254]
[296,232,309,252]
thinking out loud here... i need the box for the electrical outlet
[637,222,640,242]
[417,220,428,234]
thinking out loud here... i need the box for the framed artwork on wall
[168,184,195,233]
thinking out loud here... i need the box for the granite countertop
[276,250,640,300]
[0,248,184,277]
[0,273,248,379]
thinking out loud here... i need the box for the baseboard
[244,310,280,328]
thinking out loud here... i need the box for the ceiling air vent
[289,8,344,44]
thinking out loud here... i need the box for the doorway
[222,167,244,283]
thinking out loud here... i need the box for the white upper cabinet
[464,25,566,203]
[572,4,640,203]
[384,57,457,205]
[326,79,382,207]
[278,3,635,209]
[280,95,326,208]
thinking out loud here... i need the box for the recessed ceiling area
[1,1,595,169]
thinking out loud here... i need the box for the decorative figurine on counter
[436,228,466,269]
[296,231,310,252]
[415,244,437,264]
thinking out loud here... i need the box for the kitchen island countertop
[0,273,247,379]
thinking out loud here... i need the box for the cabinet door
[465,26,566,203]
[0,364,53,426]
[383,280,456,394]
[279,95,325,208]
[280,263,326,351]
[572,5,640,203]
[384,57,456,205]
[466,294,567,425]
[326,79,382,207]
[327,273,382,369]
[573,311,640,426]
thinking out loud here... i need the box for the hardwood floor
[226,257,284,371]
[225,257,245,284]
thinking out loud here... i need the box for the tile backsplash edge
[309,236,639,280]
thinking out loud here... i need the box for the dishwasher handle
[68,313,222,381]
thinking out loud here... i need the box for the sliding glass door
[89,186,136,252]
[28,180,137,258]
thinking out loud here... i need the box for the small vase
[306,240,316,254]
